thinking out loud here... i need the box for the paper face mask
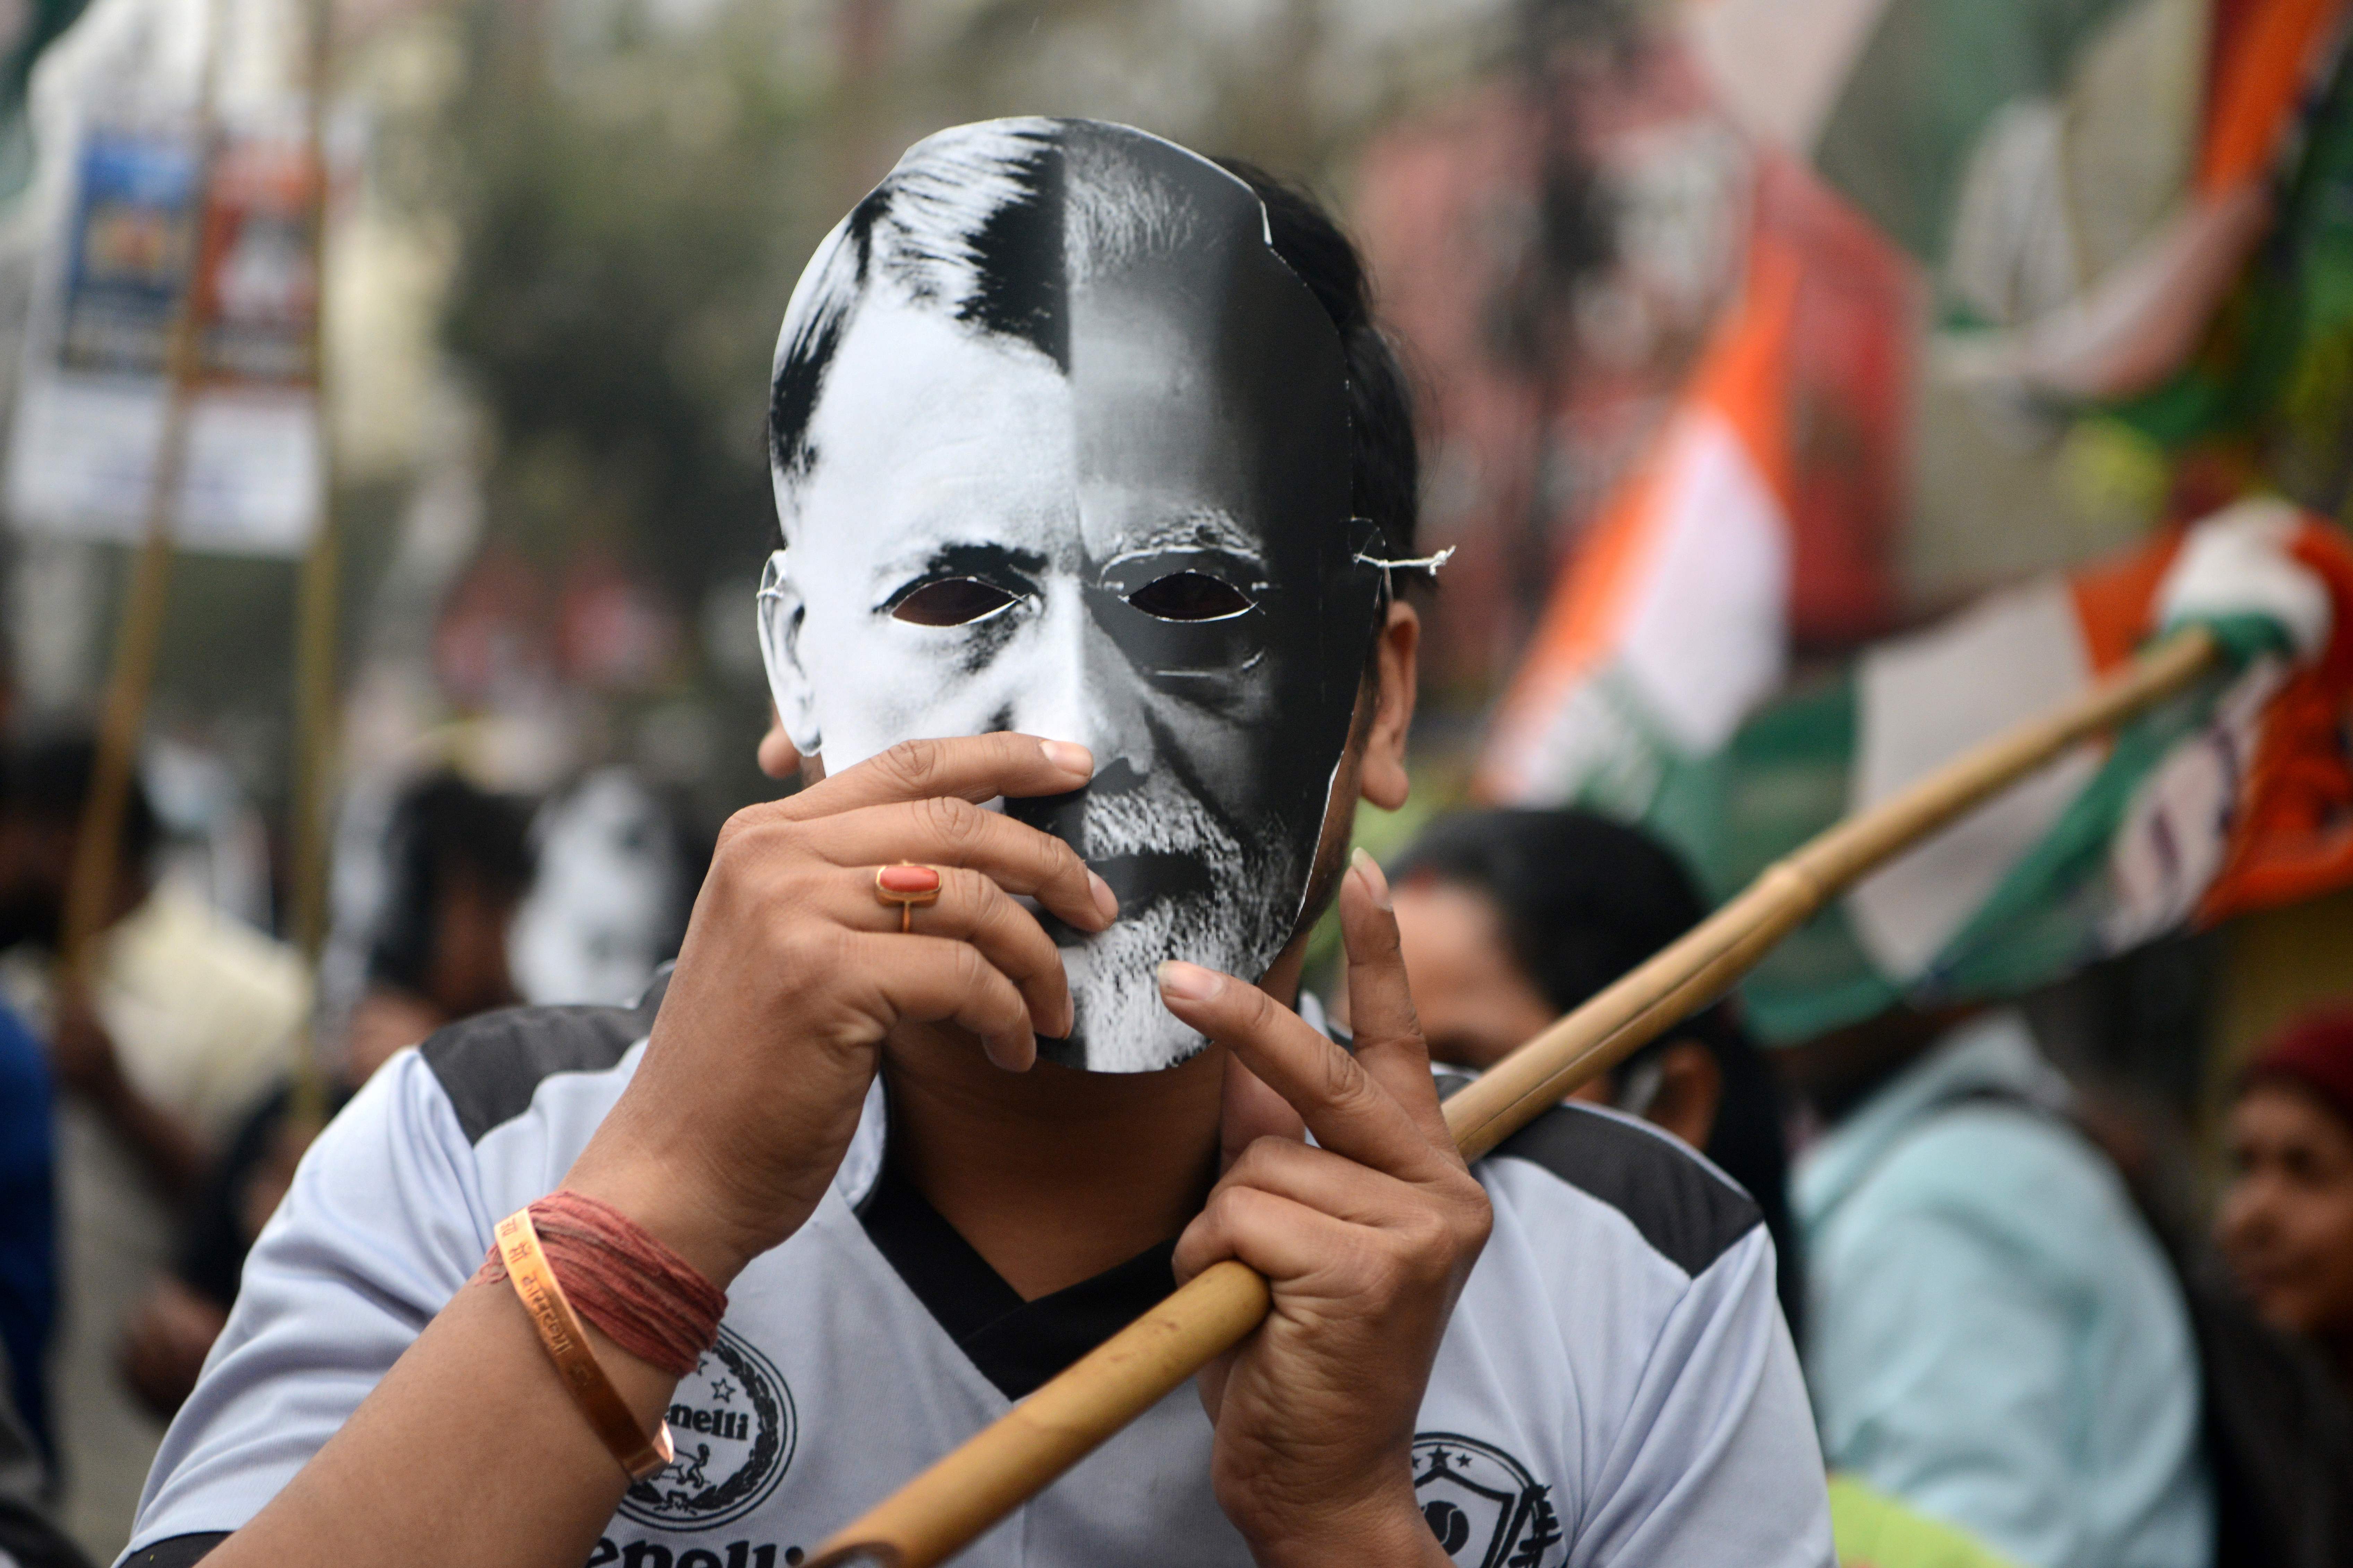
[757,118,1386,1072]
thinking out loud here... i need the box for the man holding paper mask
[121,120,1831,1568]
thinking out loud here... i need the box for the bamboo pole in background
[807,623,2226,1568]
[285,0,341,1137]
[58,0,229,984]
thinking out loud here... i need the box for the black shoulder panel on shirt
[122,1534,229,1566]
[422,970,669,1144]
[1484,1101,1762,1277]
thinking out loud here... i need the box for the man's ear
[1646,1040,1724,1153]
[1359,599,1419,811]
[756,549,823,755]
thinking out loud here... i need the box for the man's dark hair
[0,730,164,871]
[767,120,1419,569]
[367,772,535,997]
[1214,157,1421,579]
[1392,808,1802,1330]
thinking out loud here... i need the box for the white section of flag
[1845,578,2100,980]
[1615,407,1793,755]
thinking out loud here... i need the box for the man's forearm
[204,1276,679,1568]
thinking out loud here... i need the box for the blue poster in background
[59,131,197,377]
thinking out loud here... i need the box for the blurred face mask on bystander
[755,119,1387,1072]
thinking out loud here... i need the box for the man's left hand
[1163,849,1490,1568]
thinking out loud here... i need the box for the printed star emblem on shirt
[711,1378,737,1404]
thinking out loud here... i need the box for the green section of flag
[1934,657,2245,994]
[1627,634,2258,1046]
[1645,670,1903,1044]
[2110,42,2353,511]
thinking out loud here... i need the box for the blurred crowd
[0,692,709,1567]
[2,679,2352,1567]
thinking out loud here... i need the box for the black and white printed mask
[758,118,1386,1071]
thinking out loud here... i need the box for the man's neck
[883,945,1308,1301]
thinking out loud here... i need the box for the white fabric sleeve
[1571,1225,1833,1568]
[120,1052,494,1560]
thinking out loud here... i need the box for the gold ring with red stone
[874,863,944,933]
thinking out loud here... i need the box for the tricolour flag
[1475,152,1915,809]
[1645,500,2353,1041]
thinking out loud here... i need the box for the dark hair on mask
[1213,158,1421,576]
[1391,808,1802,1332]
[366,771,536,998]
[766,122,1419,570]
[0,729,163,872]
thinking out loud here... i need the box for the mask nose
[1008,585,1153,783]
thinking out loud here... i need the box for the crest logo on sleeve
[1411,1433,1563,1568]
[619,1329,796,1532]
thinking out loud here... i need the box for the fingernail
[1350,846,1393,911]
[1040,740,1094,777]
[1088,870,1120,924]
[1157,960,1222,1003]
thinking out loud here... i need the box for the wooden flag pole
[808,623,2225,1568]
[285,0,341,1139]
[58,0,228,984]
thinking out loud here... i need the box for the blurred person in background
[509,766,703,1008]
[1380,807,1805,1333]
[2217,1008,2353,1391]
[119,769,536,1419]
[0,731,309,1559]
[1780,1003,2210,1568]
[342,769,533,1065]
[2201,1007,2353,1568]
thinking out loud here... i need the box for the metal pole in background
[59,0,229,983]
[285,0,341,1136]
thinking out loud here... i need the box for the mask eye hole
[891,578,1020,627]
[1127,572,1253,622]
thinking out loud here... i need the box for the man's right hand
[562,734,1115,1286]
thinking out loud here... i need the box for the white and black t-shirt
[121,979,1832,1568]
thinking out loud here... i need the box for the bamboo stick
[285,0,342,1140]
[59,0,229,985]
[809,623,2224,1568]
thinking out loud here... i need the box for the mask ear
[756,549,823,755]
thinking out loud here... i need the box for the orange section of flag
[2199,518,2353,922]
[1476,234,1802,797]
[2067,528,2184,674]
[2198,0,2346,194]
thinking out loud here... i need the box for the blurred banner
[1479,0,2351,811]
[6,123,322,555]
[1689,0,2344,400]
[1446,0,2353,1033]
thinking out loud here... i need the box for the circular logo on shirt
[619,1328,795,1532]
[1412,1433,1561,1568]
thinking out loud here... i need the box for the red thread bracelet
[479,1190,728,1378]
